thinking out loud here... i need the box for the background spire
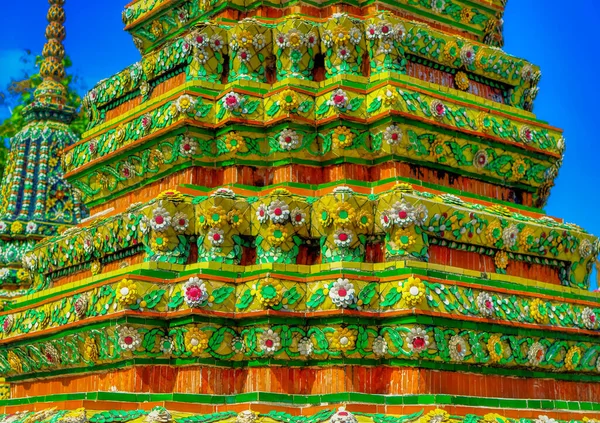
[34,0,68,107]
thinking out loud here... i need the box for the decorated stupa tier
[1,0,599,422]
[21,186,598,289]
[122,0,507,55]
[83,11,540,120]
[0,186,598,421]
[70,82,559,210]
[71,11,553,218]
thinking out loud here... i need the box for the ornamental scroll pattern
[2,320,600,378]
[3,274,600,341]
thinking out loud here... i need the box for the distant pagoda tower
[0,1,598,423]
[0,0,85,292]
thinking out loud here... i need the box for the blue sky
[1,1,599,287]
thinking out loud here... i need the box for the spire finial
[34,0,68,106]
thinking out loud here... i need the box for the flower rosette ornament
[277,128,301,151]
[139,113,153,135]
[201,206,227,229]
[196,195,249,265]
[530,298,550,324]
[189,31,209,49]
[473,149,488,169]
[16,268,29,283]
[319,89,364,117]
[332,202,355,226]
[487,334,505,363]
[372,336,388,357]
[394,229,416,251]
[268,200,290,224]
[328,278,356,309]
[527,341,545,366]
[290,208,306,226]
[259,329,281,356]
[485,221,502,247]
[254,192,309,264]
[578,238,593,259]
[207,228,225,247]
[185,326,209,356]
[266,224,289,247]
[277,90,299,113]
[330,407,358,423]
[183,277,209,308]
[430,139,448,161]
[520,126,534,144]
[298,337,314,357]
[74,295,89,319]
[173,94,196,116]
[118,326,142,352]
[227,209,243,229]
[413,203,428,226]
[430,99,446,120]
[564,345,582,371]
[581,307,597,329]
[331,126,355,149]
[333,228,354,248]
[401,277,425,307]
[330,327,357,352]
[328,89,349,111]
[380,210,393,229]
[43,343,61,366]
[116,279,138,307]
[2,315,14,334]
[159,336,174,355]
[179,136,198,157]
[510,158,527,181]
[476,292,495,317]
[389,200,415,228]
[150,204,171,232]
[406,327,429,354]
[256,280,283,308]
[231,336,246,354]
[494,251,509,271]
[255,203,269,224]
[171,212,190,233]
[220,91,246,115]
[431,0,446,13]
[454,71,470,91]
[150,233,178,252]
[223,131,245,154]
[460,44,475,66]
[383,124,403,147]
[25,221,37,234]
[449,334,467,361]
